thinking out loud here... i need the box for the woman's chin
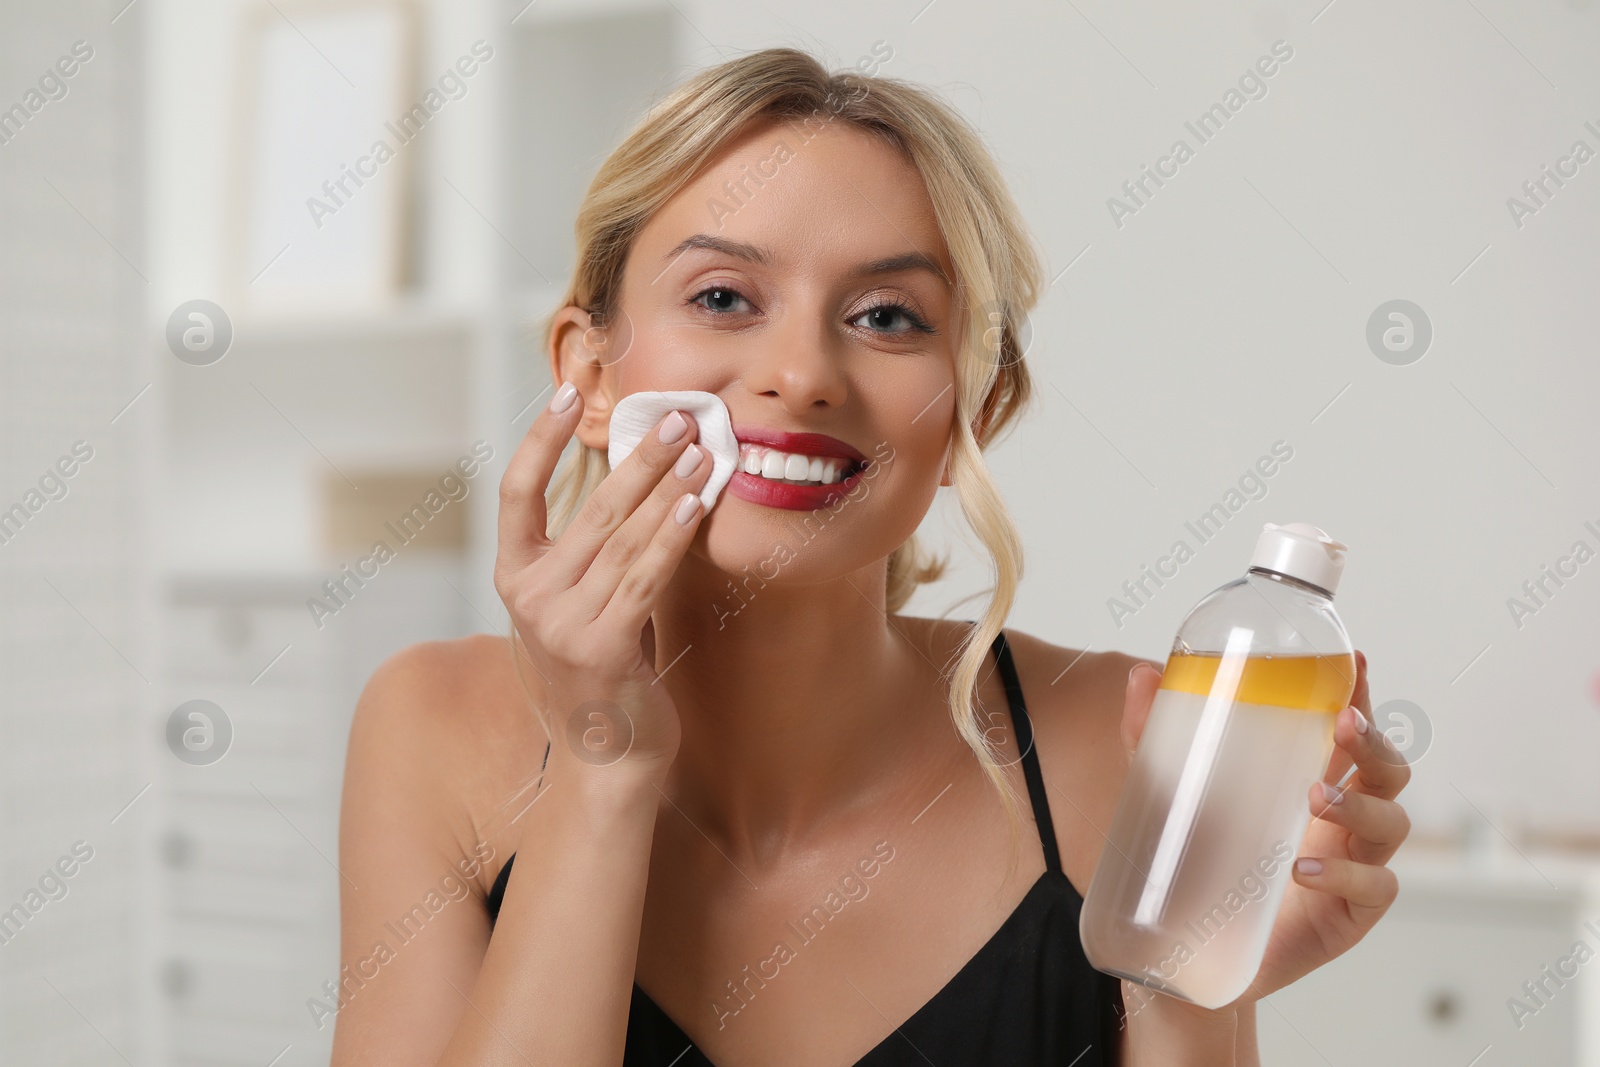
[682,507,893,590]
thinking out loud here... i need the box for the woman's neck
[646,555,951,867]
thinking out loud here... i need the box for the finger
[496,381,584,579]
[1329,703,1412,801]
[1308,780,1412,866]
[542,409,700,589]
[1319,651,1367,785]
[571,441,714,620]
[1120,661,1162,760]
[599,489,711,639]
[1290,854,1399,927]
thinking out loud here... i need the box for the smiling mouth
[736,442,866,487]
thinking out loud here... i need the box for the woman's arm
[435,748,664,1067]
[1236,1001,1259,1066]
[1119,991,1259,1065]
[330,641,668,1067]
[334,375,713,1063]
[332,385,714,1064]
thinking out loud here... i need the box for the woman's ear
[549,305,620,452]
[939,438,954,487]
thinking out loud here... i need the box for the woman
[333,47,1411,1065]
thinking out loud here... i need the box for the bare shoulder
[344,632,546,894]
[348,633,525,785]
[353,631,523,735]
[331,635,547,1058]
[995,627,1163,895]
[332,633,546,1062]
[997,628,1161,738]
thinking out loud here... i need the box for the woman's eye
[851,303,933,334]
[690,287,752,314]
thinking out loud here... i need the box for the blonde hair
[536,47,1044,878]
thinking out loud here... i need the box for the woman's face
[586,117,962,587]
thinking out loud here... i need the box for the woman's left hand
[1242,649,1412,1000]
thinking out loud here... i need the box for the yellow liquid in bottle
[1158,651,1355,713]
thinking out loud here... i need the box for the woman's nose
[739,314,849,411]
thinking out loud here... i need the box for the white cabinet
[144,1,685,1061]
[1258,850,1600,1066]
[159,566,474,1066]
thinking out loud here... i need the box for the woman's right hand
[494,381,714,777]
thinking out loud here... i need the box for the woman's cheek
[876,433,944,524]
[615,334,705,391]
[876,380,956,474]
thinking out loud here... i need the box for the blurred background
[1,0,1597,1062]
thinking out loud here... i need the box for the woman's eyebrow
[859,251,950,286]
[663,234,949,286]
[663,234,769,265]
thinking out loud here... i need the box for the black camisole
[484,626,1126,1064]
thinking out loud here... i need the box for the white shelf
[224,299,480,346]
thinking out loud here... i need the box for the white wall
[0,0,150,1062]
[138,0,1600,873]
[150,0,1600,834]
[654,0,1600,835]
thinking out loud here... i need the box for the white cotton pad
[607,390,740,514]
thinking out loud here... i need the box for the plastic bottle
[1079,522,1356,1009]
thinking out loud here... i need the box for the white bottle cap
[1249,522,1348,596]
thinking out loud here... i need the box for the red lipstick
[729,426,867,463]
[726,426,872,511]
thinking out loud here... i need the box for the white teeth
[738,444,857,486]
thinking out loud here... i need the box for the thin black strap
[486,853,514,926]
[485,741,549,929]
[988,626,1064,876]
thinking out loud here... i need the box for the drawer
[167,600,330,687]
[1258,905,1583,1065]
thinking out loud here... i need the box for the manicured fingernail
[1350,706,1370,735]
[1295,857,1322,875]
[549,381,578,413]
[674,444,703,477]
[659,411,687,443]
[674,493,700,525]
[1319,781,1345,805]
